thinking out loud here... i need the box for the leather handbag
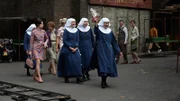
[26,55,33,68]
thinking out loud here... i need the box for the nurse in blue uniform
[57,18,83,84]
[77,18,94,80]
[91,18,122,88]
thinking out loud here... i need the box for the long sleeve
[23,33,28,51]
[30,32,34,52]
[94,25,99,41]
[132,27,139,40]
[90,29,95,48]
[135,27,139,39]
[111,32,120,55]
[74,31,79,47]
[44,32,49,45]
[123,27,128,43]
[63,30,72,47]
[94,25,98,36]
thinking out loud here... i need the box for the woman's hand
[119,52,123,58]
[28,51,32,55]
[72,48,78,53]
[69,47,77,52]
[43,43,48,48]
[56,48,59,53]
[26,50,29,55]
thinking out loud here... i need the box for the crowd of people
[23,14,141,89]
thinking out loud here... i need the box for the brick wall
[54,0,72,27]
[22,0,54,21]
[80,0,88,18]
[0,0,22,17]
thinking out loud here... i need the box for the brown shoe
[121,61,128,64]
[136,60,141,64]
[130,61,136,64]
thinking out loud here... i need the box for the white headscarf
[65,18,78,33]
[77,18,90,32]
[26,24,36,35]
[98,18,111,34]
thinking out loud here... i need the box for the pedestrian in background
[56,18,67,53]
[130,20,141,64]
[116,20,128,64]
[148,27,162,53]
[46,21,57,75]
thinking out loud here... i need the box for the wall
[88,5,150,52]
[54,0,72,27]
[22,0,54,21]
[0,0,22,17]
[80,0,88,18]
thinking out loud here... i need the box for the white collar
[26,24,36,35]
[66,27,78,33]
[98,26,111,34]
[78,26,90,32]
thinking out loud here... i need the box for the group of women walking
[23,16,140,89]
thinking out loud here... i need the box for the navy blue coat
[58,29,82,77]
[78,29,94,71]
[23,33,31,52]
[91,27,120,77]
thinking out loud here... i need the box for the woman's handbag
[26,55,33,69]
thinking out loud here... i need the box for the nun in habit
[77,18,94,80]
[91,18,122,89]
[57,18,83,84]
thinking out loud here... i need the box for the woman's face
[39,22,44,29]
[83,21,88,27]
[95,16,100,23]
[71,21,76,28]
[130,22,135,27]
[48,25,54,31]
[103,22,109,29]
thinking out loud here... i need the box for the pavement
[0,54,180,101]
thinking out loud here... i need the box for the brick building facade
[0,0,153,52]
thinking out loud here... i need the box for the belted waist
[51,40,56,42]
[118,33,125,36]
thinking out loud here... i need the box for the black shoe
[85,72,90,80]
[64,78,69,83]
[83,76,88,81]
[26,73,31,76]
[40,72,43,76]
[116,58,120,64]
[76,78,84,84]
[101,81,106,89]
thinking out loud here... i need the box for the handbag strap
[28,54,32,59]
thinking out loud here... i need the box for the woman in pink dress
[30,18,48,83]
[56,18,67,53]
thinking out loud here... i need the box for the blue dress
[23,33,42,69]
[91,27,120,77]
[78,29,94,71]
[58,29,82,77]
